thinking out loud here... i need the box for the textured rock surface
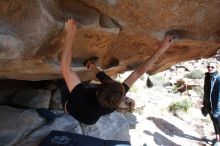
[0,0,220,80]
[0,106,45,146]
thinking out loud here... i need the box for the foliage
[192,86,204,98]
[139,75,147,81]
[130,84,138,93]
[184,69,204,79]
[170,85,179,93]
[168,99,192,114]
[148,74,169,87]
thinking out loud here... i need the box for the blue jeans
[210,114,220,134]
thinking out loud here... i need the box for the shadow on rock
[147,117,203,142]
[144,130,181,146]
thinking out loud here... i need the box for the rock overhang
[0,0,219,81]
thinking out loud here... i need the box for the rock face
[0,0,220,81]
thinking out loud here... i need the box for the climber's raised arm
[61,19,81,92]
[123,35,174,88]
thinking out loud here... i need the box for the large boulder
[0,106,45,146]
[0,0,220,80]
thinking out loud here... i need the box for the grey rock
[11,89,51,108]
[50,89,62,110]
[0,106,45,146]
[81,112,130,141]
[18,114,82,146]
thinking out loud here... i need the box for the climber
[59,19,174,125]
